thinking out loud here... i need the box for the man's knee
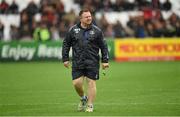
[87,78,96,87]
[73,76,84,87]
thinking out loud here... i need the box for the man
[62,8,109,112]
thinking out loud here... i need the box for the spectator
[102,0,113,11]
[92,0,102,12]
[33,22,51,41]
[162,0,172,11]
[135,18,146,38]
[0,0,9,14]
[0,20,4,40]
[143,7,153,21]
[8,0,19,14]
[123,1,135,11]
[0,0,180,40]
[169,13,178,28]
[127,16,136,30]
[39,0,49,13]
[58,20,67,38]
[164,20,176,37]
[165,13,179,37]
[136,0,150,10]
[176,20,180,37]
[113,0,124,11]
[55,0,65,21]
[114,0,135,11]
[74,0,84,6]
[145,22,154,37]
[19,24,32,40]
[50,25,60,40]
[9,25,19,40]
[19,10,33,40]
[104,24,114,37]
[98,14,109,32]
[26,1,39,16]
[152,0,161,9]
[41,5,57,28]
[153,9,164,21]
[40,0,51,5]
[127,16,138,36]
[20,10,30,26]
[153,19,164,37]
[63,9,76,25]
[113,20,126,38]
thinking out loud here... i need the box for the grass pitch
[0,61,180,116]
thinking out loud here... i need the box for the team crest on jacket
[89,30,95,35]
[74,28,80,34]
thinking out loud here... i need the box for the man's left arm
[98,31,109,69]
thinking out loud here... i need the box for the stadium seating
[0,0,179,41]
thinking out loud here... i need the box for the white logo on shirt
[89,30,95,35]
[95,74,98,79]
[74,28,80,34]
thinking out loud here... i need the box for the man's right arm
[62,30,72,64]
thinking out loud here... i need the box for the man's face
[80,11,92,25]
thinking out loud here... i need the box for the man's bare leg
[73,76,87,111]
[86,78,96,112]
[72,76,85,97]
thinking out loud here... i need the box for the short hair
[79,8,91,17]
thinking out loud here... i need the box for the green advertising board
[0,41,63,61]
[0,39,114,61]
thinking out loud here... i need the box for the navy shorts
[72,68,99,80]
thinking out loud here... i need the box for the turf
[0,61,180,116]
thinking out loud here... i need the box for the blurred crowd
[0,0,180,41]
